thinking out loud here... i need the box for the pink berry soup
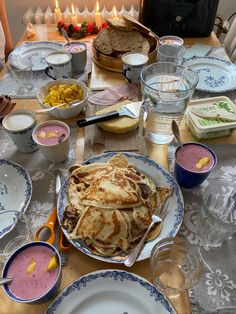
[6,245,58,300]
[34,123,69,146]
[65,42,86,54]
[176,143,215,173]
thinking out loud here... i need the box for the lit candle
[95,1,102,28]
[112,6,119,20]
[71,4,77,24]
[54,0,62,23]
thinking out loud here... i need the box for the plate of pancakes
[58,152,184,263]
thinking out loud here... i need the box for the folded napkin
[25,23,36,39]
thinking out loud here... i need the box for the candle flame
[113,6,117,17]
[55,0,59,9]
[71,4,75,15]
[96,1,100,12]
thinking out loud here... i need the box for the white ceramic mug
[121,52,149,84]
[32,120,70,163]
[45,51,72,80]
[2,110,38,153]
[64,42,87,76]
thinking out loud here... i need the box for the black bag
[139,0,220,37]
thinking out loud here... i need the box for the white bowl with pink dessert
[32,120,70,163]
[2,241,61,304]
[36,79,88,119]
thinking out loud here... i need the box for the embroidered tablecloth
[169,144,236,313]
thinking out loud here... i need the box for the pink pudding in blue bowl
[174,142,217,188]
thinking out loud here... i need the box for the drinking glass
[8,62,34,94]
[0,211,33,268]
[157,44,185,64]
[150,237,203,297]
[139,62,199,144]
[197,180,236,247]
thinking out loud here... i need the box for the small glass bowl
[0,211,33,268]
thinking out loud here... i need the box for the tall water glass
[8,62,34,95]
[150,237,203,297]
[139,62,199,144]
[197,180,236,247]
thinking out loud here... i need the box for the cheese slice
[96,100,139,134]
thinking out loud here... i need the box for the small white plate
[8,41,65,71]
[57,152,184,263]
[45,270,177,314]
[182,56,236,92]
[0,160,32,238]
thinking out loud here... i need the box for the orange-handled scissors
[58,227,72,253]
[34,175,61,244]
[34,206,57,244]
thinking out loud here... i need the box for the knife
[190,108,236,121]
[77,101,142,128]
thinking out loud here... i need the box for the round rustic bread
[110,29,143,52]
[107,18,133,31]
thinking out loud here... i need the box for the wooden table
[1,25,235,314]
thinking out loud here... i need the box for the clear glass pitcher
[139,62,199,144]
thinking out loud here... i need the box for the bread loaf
[110,29,143,53]
[93,28,113,55]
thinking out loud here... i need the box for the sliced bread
[93,28,113,55]
[110,29,143,52]
[107,18,133,31]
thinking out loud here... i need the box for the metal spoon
[0,277,13,285]
[61,27,71,46]
[171,120,183,147]
[36,100,81,113]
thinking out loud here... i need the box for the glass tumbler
[0,211,33,268]
[197,180,236,247]
[139,62,199,144]
[150,237,203,297]
[8,62,34,94]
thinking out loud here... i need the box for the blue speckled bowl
[2,241,62,304]
[174,142,217,189]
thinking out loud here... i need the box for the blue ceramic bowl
[2,241,61,304]
[174,142,217,189]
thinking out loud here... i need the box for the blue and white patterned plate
[45,270,177,314]
[57,152,184,263]
[8,41,65,71]
[0,159,32,239]
[182,56,236,93]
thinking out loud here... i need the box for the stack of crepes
[62,154,172,256]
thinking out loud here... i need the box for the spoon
[0,277,13,285]
[61,27,71,46]
[36,100,81,113]
[171,120,183,147]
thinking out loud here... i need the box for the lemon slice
[47,254,58,271]
[26,258,36,274]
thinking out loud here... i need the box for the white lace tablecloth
[0,126,77,234]
[169,144,236,313]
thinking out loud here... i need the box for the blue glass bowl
[174,142,217,189]
[2,241,62,304]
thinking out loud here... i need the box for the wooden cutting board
[84,102,147,159]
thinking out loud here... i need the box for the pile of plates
[8,41,65,71]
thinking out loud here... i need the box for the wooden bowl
[92,36,158,73]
